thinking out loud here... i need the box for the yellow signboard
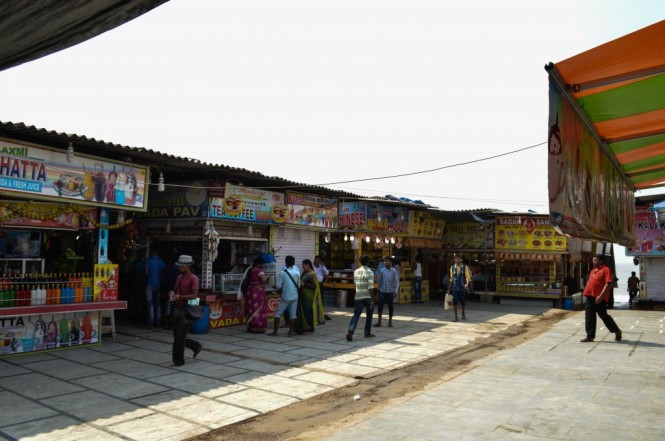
[495,216,566,251]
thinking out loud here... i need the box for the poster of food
[626,205,665,256]
[495,216,567,251]
[365,204,409,233]
[286,192,338,228]
[0,138,149,211]
[208,295,281,328]
[408,210,444,238]
[443,222,493,249]
[209,183,286,224]
[0,311,100,357]
[94,264,119,301]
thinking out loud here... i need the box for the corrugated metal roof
[0,120,363,199]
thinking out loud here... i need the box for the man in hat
[169,255,203,366]
[447,255,471,322]
[581,255,622,343]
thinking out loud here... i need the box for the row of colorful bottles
[0,273,94,308]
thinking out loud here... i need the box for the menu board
[408,210,444,239]
[495,216,566,251]
[443,222,493,249]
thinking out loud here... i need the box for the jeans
[377,291,394,318]
[414,276,423,302]
[348,298,374,337]
[584,296,620,339]
[146,284,161,327]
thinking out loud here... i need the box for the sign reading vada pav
[209,183,286,224]
[495,215,566,251]
[0,138,148,211]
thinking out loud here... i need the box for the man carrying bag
[169,255,203,367]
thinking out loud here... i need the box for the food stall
[494,214,567,301]
[0,137,145,356]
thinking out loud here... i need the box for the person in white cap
[169,255,203,366]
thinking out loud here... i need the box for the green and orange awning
[546,19,665,191]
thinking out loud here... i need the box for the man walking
[145,248,166,329]
[627,271,640,307]
[447,255,471,322]
[581,255,622,343]
[269,255,300,337]
[170,255,203,367]
[375,257,399,327]
[346,255,377,341]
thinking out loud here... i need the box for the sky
[1,0,664,262]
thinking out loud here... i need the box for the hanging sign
[495,215,567,251]
[0,138,148,211]
[209,183,286,224]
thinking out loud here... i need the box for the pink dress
[245,267,267,332]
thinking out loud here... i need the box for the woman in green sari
[296,259,325,334]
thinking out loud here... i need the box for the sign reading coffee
[209,183,286,224]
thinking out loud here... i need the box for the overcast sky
[1,0,663,261]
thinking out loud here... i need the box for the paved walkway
[323,305,665,441]
[0,301,661,440]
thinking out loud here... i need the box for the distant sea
[613,261,638,303]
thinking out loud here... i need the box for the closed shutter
[644,257,665,301]
[272,228,316,269]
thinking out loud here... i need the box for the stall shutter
[272,229,316,269]
[644,258,665,301]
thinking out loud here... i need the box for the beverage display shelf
[0,301,127,318]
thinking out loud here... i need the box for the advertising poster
[209,183,286,224]
[208,295,281,329]
[0,311,100,357]
[547,83,635,245]
[626,205,665,256]
[94,264,119,301]
[443,222,493,250]
[0,202,97,230]
[366,203,409,233]
[0,138,149,211]
[408,210,445,239]
[286,192,338,228]
[495,216,567,251]
[339,201,366,229]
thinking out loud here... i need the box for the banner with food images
[0,138,148,211]
[286,191,338,228]
[495,215,566,251]
[208,183,286,224]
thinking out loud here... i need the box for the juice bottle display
[81,313,93,344]
[58,315,70,346]
[69,315,81,345]
[46,316,58,349]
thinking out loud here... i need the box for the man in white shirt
[313,255,329,283]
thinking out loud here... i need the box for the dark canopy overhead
[0,0,168,72]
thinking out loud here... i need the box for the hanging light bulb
[344,233,349,241]
[390,236,396,244]
[349,234,355,241]
[158,173,165,192]
[365,235,370,243]
[375,236,381,244]
[377,213,382,223]
[66,142,75,163]
[324,233,331,243]
[384,236,389,244]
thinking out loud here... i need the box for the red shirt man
[583,257,613,303]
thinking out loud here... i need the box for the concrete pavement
[0,300,661,440]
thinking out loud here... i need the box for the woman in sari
[241,257,268,333]
[296,259,325,334]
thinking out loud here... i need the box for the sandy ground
[190,309,568,441]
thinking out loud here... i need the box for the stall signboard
[209,183,286,224]
[495,216,567,251]
[0,202,97,230]
[286,191,338,228]
[408,210,444,238]
[366,203,409,233]
[339,201,366,229]
[626,205,665,256]
[443,222,493,249]
[0,138,148,211]
[0,311,100,357]
[209,300,246,328]
[139,180,208,219]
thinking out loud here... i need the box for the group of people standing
[238,255,328,337]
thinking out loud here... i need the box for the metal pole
[484,225,488,295]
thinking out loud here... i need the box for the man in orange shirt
[581,255,622,343]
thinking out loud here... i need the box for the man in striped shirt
[346,255,377,341]
[375,257,400,328]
